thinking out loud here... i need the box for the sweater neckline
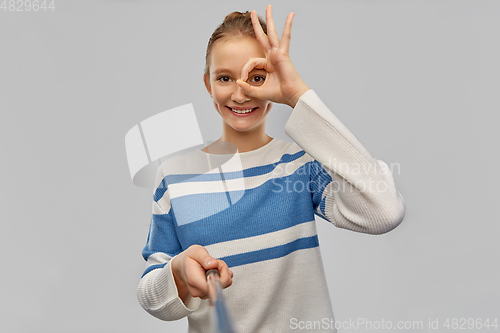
[196,138,278,157]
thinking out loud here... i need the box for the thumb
[202,258,220,271]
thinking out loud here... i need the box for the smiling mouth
[227,107,258,114]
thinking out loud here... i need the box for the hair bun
[224,11,251,23]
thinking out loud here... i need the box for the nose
[231,84,251,104]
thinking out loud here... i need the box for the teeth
[231,108,254,114]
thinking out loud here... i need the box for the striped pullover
[137,89,406,333]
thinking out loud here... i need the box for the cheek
[212,91,225,114]
[212,87,228,103]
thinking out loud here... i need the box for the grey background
[1,0,499,332]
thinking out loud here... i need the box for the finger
[280,12,295,54]
[218,261,233,288]
[185,262,210,298]
[241,57,267,82]
[190,285,209,299]
[236,79,263,100]
[251,9,271,51]
[265,4,280,48]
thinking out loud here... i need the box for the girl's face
[204,36,273,134]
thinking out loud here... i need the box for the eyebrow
[213,68,266,76]
[213,68,233,75]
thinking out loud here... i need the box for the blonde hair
[205,11,267,78]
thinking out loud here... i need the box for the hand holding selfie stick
[206,269,237,333]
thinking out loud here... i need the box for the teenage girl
[137,5,405,333]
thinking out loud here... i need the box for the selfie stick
[206,269,237,333]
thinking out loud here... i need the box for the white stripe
[152,200,168,214]
[166,153,312,200]
[153,138,303,180]
[154,189,171,214]
[146,252,172,267]
[204,220,317,259]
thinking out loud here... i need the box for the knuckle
[188,244,201,252]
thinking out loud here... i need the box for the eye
[217,76,232,83]
[248,75,266,86]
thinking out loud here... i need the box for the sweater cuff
[158,259,201,311]
[138,259,201,320]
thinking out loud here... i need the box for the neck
[219,126,273,153]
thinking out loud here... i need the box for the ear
[203,73,212,97]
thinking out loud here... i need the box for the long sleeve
[136,166,201,321]
[285,89,405,234]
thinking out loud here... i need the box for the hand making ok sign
[236,5,311,108]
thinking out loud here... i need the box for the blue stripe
[175,164,317,247]
[153,178,168,202]
[171,190,245,226]
[153,151,306,202]
[241,150,306,178]
[220,235,319,268]
[141,263,167,278]
[309,160,333,195]
[310,160,333,220]
[142,213,182,261]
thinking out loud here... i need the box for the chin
[230,125,254,132]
